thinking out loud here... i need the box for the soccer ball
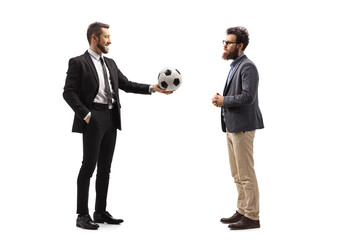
[157,67,182,92]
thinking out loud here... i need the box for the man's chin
[222,52,229,60]
[223,51,238,60]
[97,43,109,54]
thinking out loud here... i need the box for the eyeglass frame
[223,40,238,46]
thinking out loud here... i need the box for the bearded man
[212,26,264,230]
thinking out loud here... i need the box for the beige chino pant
[226,130,259,220]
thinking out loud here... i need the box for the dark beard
[97,40,108,54]
[222,49,239,60]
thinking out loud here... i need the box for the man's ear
[92,34,98,43]
[237,42,244,51]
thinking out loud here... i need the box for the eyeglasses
[223,40,237,46]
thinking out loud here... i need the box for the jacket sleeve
[63,58,90,119]
[114,61,151,94]
[223,62,259,107]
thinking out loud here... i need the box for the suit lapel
[104,57,117,89]
[223,55,247,95]
[84,51,99,85]
[223,64,241,94]
[223,72,231,95]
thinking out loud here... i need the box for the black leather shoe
[76,214,99,230]
[228,216,260,230]
[220,211,244,224]
[93,211,124,224]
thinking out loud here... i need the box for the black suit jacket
[221,55,264,133]
[63,51,151,133]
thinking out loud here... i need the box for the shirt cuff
[149,85,155,93]
[84,112,91,121]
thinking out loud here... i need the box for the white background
[1,0,359,239]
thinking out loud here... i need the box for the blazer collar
[84,50,117,88]
[223,55,247,94]
[231,54,246,68]
[228,54,246,80]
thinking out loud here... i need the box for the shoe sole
[76,223,99,230]
[229,225,260,230]
[94,219,123,224]
[94,221,123,224]
[220,220,242,224]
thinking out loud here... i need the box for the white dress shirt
[84,49,115,120]
[88,49,114,103]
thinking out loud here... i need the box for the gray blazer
[221,55,264,133]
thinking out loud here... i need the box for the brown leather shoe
[228,216,260,230]
[220,211,244,224]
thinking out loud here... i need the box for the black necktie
[99,57,112,107]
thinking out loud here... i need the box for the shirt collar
[230,54,245,68]
[88,49,102,61]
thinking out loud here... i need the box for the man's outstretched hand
[153,84,173,95]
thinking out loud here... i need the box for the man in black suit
[63,22,171,230]
[212,26,264,230]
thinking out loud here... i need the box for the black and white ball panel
[157,67,182,91]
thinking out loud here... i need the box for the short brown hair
[87,22,110,44]
[226,26,249,51]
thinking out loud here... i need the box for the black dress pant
[77,104,117,215]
